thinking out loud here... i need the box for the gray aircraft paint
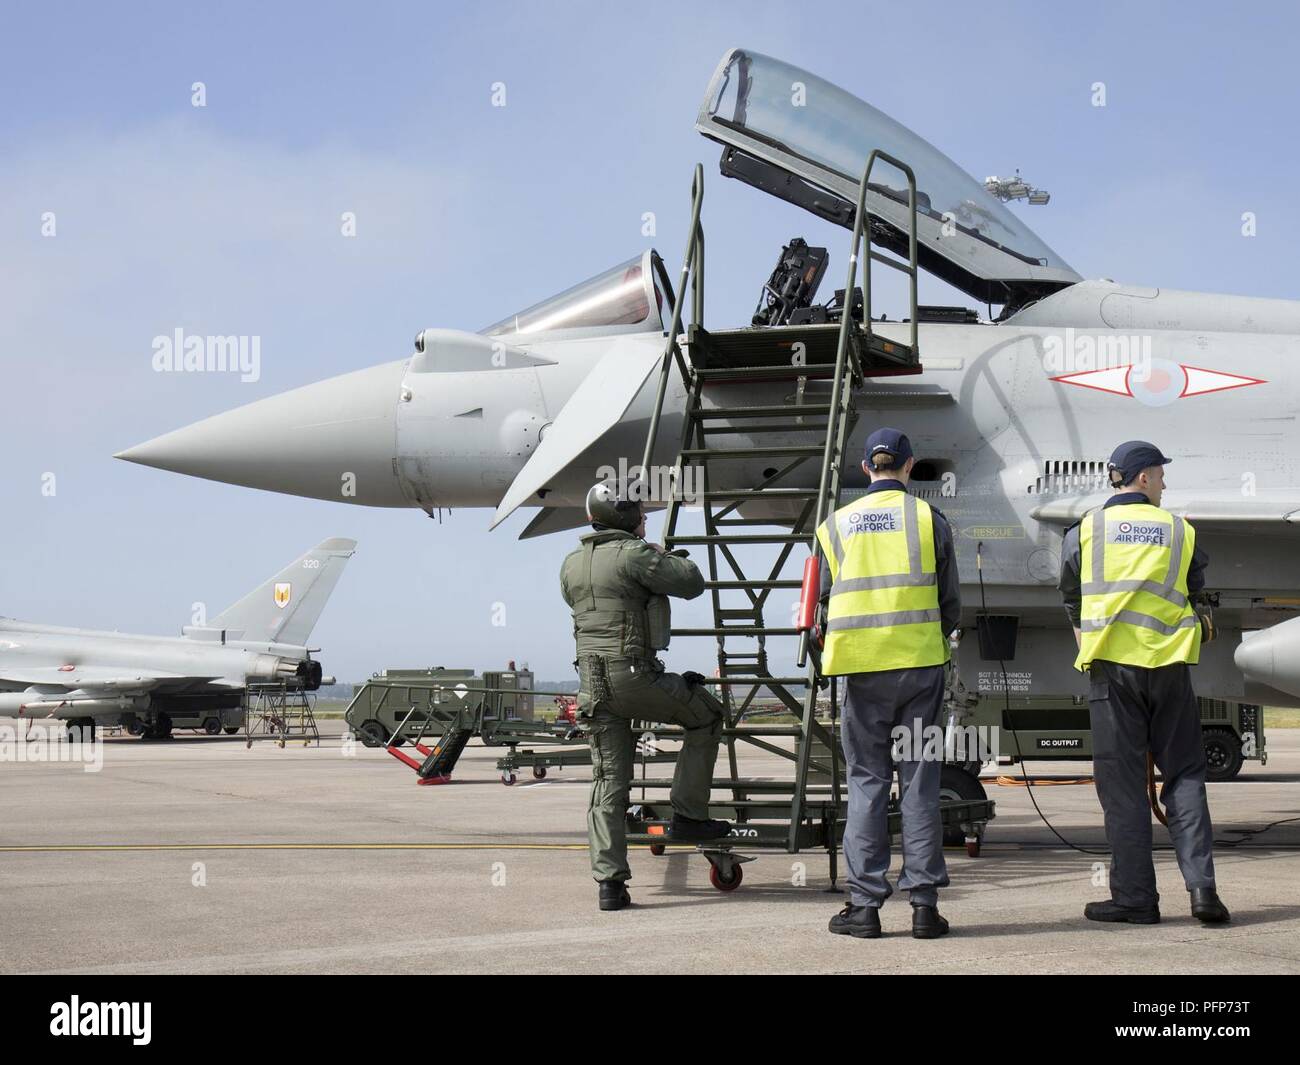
[115,49,1299,708]
[0,539,356,725]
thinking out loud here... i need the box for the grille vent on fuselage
[1028,458,1108,495]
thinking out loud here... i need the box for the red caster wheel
[965,839,981,858]
[532,765,547,780]
[649,843,666,856]
[709,862,743,892]
[501,772,517,786]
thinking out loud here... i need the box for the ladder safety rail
[639,162,705,487]
[623,153,935,876]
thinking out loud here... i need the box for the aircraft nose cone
[117,360,410,506]
[1235,617,1300,699]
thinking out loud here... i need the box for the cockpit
[697,48,1080,312]
[482,250,674,339]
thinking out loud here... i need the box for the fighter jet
[0,539,355,738]
[116,47,1300,710]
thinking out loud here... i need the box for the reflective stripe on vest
[1075,503,1201,670]
[814,490,947,675]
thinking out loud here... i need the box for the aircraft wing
[489,341,667,530]
[0,667,215,692]
[1031,492,1300,534]
[519,507,597,539]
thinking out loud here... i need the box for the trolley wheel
[709,861,743,893]
[649,843,666,856]
[965,839,981,858]
[223,726,240,735]
[1202,728,1244,782]
[203,717,222,736]
[358,721,388,749]
[501,772,517,786]
[532,765,548,780]
[939,764,988,847]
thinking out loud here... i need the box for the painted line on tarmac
[0,842,589,853]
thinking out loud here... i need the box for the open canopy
[482,250,671,339]
[696,48,1080,309]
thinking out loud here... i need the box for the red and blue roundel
[1051,360,1265,406]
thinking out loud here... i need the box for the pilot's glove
[682,671,708,687]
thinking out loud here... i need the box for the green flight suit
[560,528,725,883]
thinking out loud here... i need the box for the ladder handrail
[639,162,705,489]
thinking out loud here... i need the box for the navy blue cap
[1107,440,1172,485]
[864,427,913,469]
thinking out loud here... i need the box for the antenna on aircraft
[984,169,1051,205]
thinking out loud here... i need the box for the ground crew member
[1058,440,1229,925]
[560,482,730,912]
[816,428,960,940]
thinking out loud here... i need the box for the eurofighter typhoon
[116,48,1300,709]
[0,539,355,737]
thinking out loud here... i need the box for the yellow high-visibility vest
[814,490,947,675]
[1075,502,1201,670]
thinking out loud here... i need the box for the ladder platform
[687,323,919,375]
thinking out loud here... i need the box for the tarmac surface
[1,721,1297,974]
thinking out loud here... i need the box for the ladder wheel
[709,862,743,892]
[532,765,548,780]
[501,772,517,787]
[649,843,666,856]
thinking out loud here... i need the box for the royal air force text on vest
[1107,521,1170,547]
[844,510,901,534]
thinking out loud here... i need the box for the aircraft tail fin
[208,538,357,646]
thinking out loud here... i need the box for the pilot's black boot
[1190,887,1230,924]
[669,815,732,841]
[828,903,882,939]
[1084,898,1161,924]
[911,905,950,940]
[598,880,631,912]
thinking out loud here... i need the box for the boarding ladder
[625,156,993,889]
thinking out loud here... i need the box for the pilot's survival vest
[1075,502,1201,670]
[814,490,948,675]
[568,536,671,660]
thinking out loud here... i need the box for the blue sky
[2,1,1298,682]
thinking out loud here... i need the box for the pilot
[815,428,961,940]
[560,482,730,912]
[1058,440,1229,926]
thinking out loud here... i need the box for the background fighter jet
[117,47,1300,710]
[0,539,355,738]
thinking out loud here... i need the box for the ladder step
[691,403,833,419]
[667,534,811,545]
[703,579,802,589]
[673,627,803,637]
[693,365,855,381]
[700,424,834,436]
[680,445,825,459]
[698,488,820,500]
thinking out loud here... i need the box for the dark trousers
[840,666,950,908]
[1088,660,1217,908]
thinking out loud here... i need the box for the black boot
[1190,887,1230,924]
[669,815,732,842]
[598,880,631,912]
[1084,898,1160,924]
[911,905,950,939]
[828,903,882,939]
